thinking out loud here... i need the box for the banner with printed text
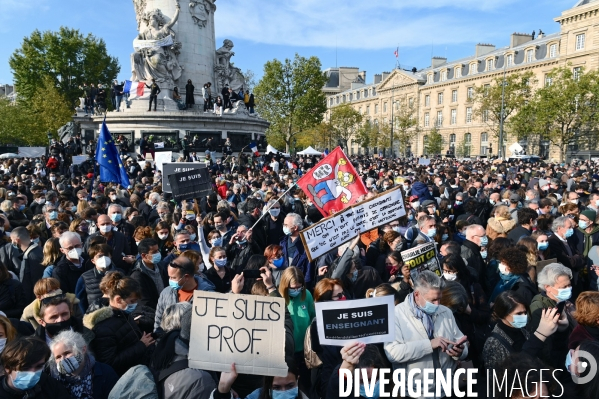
[401,242,441,280]
[296,147,367,217]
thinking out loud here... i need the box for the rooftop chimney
[431,57,447,69]
[475,43,496,58]
[374,74,382,84]
[381,71,391,81]
[510,33,533,48]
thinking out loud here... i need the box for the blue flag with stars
[96,119,131,188]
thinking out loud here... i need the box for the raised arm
[165,1,181,30]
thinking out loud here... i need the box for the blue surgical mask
[422,300,438,315]
[288,288,302,298]
[455,200,463,206]
[480,250,487,259]
[215,258,228,267]
[442,234,449,241]
[11,369,42,391]
[426,228,437,238]
[579,221,589,230]
[408,214,414,221]
[18,204,25,211]
[179,243,191,251]
[510,314,527,328]
[110,213,122,223]
[565,351,574,376]
[565,228,574,238]
[49,211,58,220]
[272,386,298,399]
[211,237,223,247]
[124,303,138,314]
[350,269,358,282]
[360,380,381,399]
[555,287,572,302]
[151,253,162,264]
[169,279,182,291]
[538,242,549,251]
[237,239,247,245]
[283,226,292,236]
[479,236,489,246]
[272,257,285,268]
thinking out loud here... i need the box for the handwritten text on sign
[300,187,405,261]
[188,291,288,377]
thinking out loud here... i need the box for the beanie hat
[581,209,597,224]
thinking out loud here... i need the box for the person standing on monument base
[185,79,195,110]
[203,82,212,113]
[146,78,161,112]
[222,83,231,110]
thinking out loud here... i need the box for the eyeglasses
[63,243,82,251]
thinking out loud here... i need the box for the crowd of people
[1,147,599,398]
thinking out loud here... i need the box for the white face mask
[158,233,168,240]
[99,225,112,233]
[498,262,510,275]
[96,256,111,270]
[67,247,83,260]
[443,272,457,281]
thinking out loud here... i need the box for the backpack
[151,360,188,399]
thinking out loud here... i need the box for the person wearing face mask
[34,295,93,346]
[548,216,585,293]
[385,271,468,396]
[265,199,286,246]
[107,204,135,253]
[154,256,215,332]
[83,272,155,376]
[264,244,287,286]
[410,215,437,248]
[48,330,118,399]
[10,227,44,304]
[280,213,312,286]
[0,315,16,366]
[129,238,168,311]
[238,198,268,252]
[482,291,559,370]
[6,197,29,229]
[490,247,537,304]
[528,263,574,369]
[41,204,60,240]
[461,224,487,280]
[214,359,306,399]
[85,215,135,273]
[225,225,262,274]
[204,246,235,293]
[0,336,72,399]
[153,221,175,258]
[573,209,599,289]
[75,244,120,314]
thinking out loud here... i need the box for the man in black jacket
[237,197,267,252]
[508,208,538,243]
[6,196,29,229]
[85,215,135,273]
[130,238,167,310]
[53,231,90,294]
[11,227,43,303]
[146,78,161,111]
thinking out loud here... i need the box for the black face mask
[45,318,72,336]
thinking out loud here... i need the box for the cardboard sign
[188,291,288,377]
[536,258,558,275]
[300,187,405,261]
[401,242,441,279]
[154,151,173,173]
[162,162,207,192]
[168,168,212,201]
[315,296,395,346]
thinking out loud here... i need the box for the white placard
[154,151,172,172]
[18,147,46,158]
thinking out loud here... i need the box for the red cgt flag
[297,147,367,217]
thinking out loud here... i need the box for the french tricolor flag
[249,141,259,156]
[123,80,149,99]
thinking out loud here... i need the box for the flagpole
[250,184,297,231]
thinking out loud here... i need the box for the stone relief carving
[189,0,215,28]
[132,0,148,30]
[214,39,246,92]
[130,0,183,86]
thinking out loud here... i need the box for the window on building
[526,49,534,63]
[506,54,513,67]
[342,95,346,103]
[425,95,430,107]
[366,105,370,114]
[349,93,353,101]
[469,63,477,75]
[364,90,368,98]
[424,112,430,127]
[356,91,360,100]
[383,102,387,113]
[549,44,557,58]
[487,59,494,71]
[359,107,362,114]
[336,97,339,104]
[438,92,443,105]
[576,33,586,50]
[450,134,456,144]
[372,88,377,96]
[330,98,334,106]
[451,109,457,125]
[441,70,447,81]
[574,67,582,81]
[409,98,414,107]
[427,74,433,84]
[455,67,462,78]
[481,132,488,143]
[452,90,458,102]
[436,111,443,127]
[483,109,489,122]
[545,75,553,86]
[467,87,474,99]
[374,104,379,113]
[466,107,473,123]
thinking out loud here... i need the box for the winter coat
[185,83,195,105]
[482,322,543,370]
[410,181,433,202]
[90,361,120,399]
[75,267,122,314]
[280,235,312,283]
[161,339,216,399]
[129,259,168,310]
[83,306,150,376]
[6,209,28,228]
[21,293,83,330]
[153,275,215,331]
[34,316,95,344]
[52,254,91,295]
[0,373,71,399]
[510,273,538,305]
[84,231,131,271]
[19,243,44,304]
[0,242,22,275]
[237,213,267,252]
[0,278,26,319]
[384,301,468,398]
[460,239,483,281]
[107,365,159,399]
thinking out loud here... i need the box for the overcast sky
[0,0,576,86]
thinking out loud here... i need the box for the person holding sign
[384,271,468,396]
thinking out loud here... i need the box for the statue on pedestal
[214,39,246,92]
[131,0,183,85]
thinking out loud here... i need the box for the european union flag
[95,119,131,188]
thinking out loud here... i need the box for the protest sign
[315,296,395,346]
[162,162,207,192]
[154,151,172,173]
[72,155,88,165]
[299,187,405,261]
[154,142,165,149]
[401,242,441,280]
[188,291,288,377]
[18,147,46,158]
[536,258,558,275]
[419,158,431,166]
[168,168,212,201]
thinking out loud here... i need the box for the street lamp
[47,131,53,145]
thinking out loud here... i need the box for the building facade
[324,0,599,160]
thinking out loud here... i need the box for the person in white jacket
[384,270,468,398]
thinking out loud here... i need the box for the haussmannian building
[324,0,599,160]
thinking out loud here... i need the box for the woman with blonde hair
[279,266,315,389]
[516,237,539,283]
[41,237,62,278]
[365,283,401,305]
[486,205,517,240]
[76,199,90,215]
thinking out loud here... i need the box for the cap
[538,179,549,188]
[582,209,597,222]
[509,193,521,202]
[409,195,419,202]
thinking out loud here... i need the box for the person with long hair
[484,237,513,297]
[204,246,235,293]
[531,231,551,261]
[0,315,16,376]
[41,237,62,278]
[153,221,174,258]
[264,244,286,286]
[490,246,538,304]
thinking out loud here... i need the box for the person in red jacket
[46,156,60,173]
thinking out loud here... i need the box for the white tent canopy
[297,146,322,155]
[266,145,290,157]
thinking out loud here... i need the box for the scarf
[55,354,96,399]
[580,225,599,257]
[489,274,519,303]
[408,293,435,339]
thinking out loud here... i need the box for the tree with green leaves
[454,139,471,158]
[394,97,419,157]
[254,54,328,152]
[329,103,363,151]
[9,27,120,107]
[243,69,257,93]
[510,66,599,161]
[424,127,443,155]
[471,70,536,146]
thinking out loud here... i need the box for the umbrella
[0,153,21,159]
